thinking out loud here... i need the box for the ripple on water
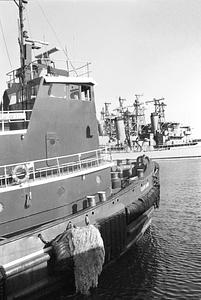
[61,159,201,300]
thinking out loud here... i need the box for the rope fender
[39,222,105,295]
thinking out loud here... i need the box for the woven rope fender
[71,225,105,295]
[40,224,105,295]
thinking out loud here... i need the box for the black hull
[0,180,160,300]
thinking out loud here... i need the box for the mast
[145,97,166,124]
[14,0,28,89]
[133,94,144,135]
[19,0,28,87]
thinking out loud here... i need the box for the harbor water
[65,158,201,300]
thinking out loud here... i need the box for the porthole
[83,199,88,209]
[72,204,77,214]
[86,126,93,138]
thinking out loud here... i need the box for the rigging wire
[25,5,36,57]
[0,18,13,69]
[36,0,63,51]
[36,0,77,75]
[13,0,19,8]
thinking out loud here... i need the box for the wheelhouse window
[81,85,91,101]
[31,85,39,98]
[70,84,92,101]
[69,84,80,100]
[46,83,93,101]
[5,82,39,108]
[9,93,17,105]
[48,83,67,99]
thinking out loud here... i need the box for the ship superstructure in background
[0,1,160,298]
[99,95,201,159]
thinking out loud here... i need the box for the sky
[0,0,201,137]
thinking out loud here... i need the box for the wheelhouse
[1,74,95,133]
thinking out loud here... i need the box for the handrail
[0,147,112,188]
[0,110,32,132]
[0,148,108,169]
[6,60,92,86]
[102,142,199,153]
[0,110,32,118]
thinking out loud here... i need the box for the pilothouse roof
[44,75,96,85]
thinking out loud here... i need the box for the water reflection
[64,159,201,300]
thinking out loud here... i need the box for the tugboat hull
[0,1,160,297]
[0,159,159,299]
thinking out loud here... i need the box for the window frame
[48,83,67,99]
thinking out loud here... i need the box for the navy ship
[99,95,201,159]
[0,1,160,298]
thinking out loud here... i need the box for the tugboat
[0,1,160,298]
[99,95,201,160]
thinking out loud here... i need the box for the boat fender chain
[38,222,77,273]
[0,265,7,300]
[12,164,29,184]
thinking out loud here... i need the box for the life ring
[12,164,29,184]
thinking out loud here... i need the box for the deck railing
[0,148,112,188]
[0,110,32,132]
[100,145,138,153]
[6,60,91,87]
